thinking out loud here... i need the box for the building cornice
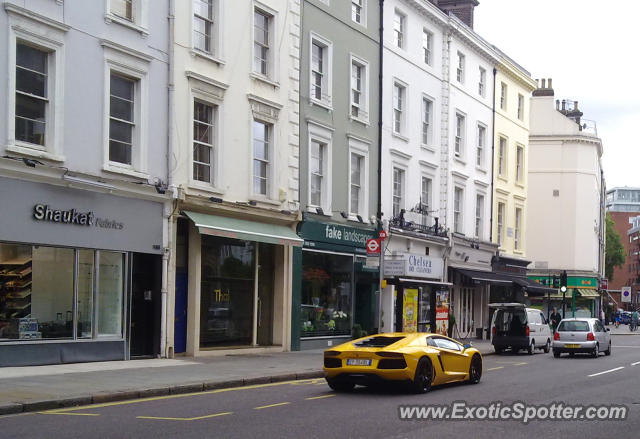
[4,3,70,32]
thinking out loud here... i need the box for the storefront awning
[452,268,514,285]
[513,278,558,297]
[183,211,303,247]
[577,288,600,298]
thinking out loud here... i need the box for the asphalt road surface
[1,335,639,439]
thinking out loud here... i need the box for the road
[1,335,639,439]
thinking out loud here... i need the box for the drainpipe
[377,0,384,333]
[489,67,497,242]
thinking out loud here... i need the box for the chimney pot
[556,100,560,110]
[562,100,566,111]
[541,79,546,88]
[574,101,579,110]
[548,78,553,89]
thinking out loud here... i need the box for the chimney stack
[532,76,554,97]
[436,0,480,28]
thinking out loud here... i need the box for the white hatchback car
[552,318,611,358]
[490,303,553,354]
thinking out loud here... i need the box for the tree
[605,213,625,281]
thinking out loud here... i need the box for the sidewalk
[606,324,640,335]
[0,340,496,415]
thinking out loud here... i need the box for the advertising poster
[402,289,418,333]
[435,289,450,336]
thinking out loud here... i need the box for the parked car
[490,303,552,355]
[552,318,611,358]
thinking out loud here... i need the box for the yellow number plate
[564,344,580,348]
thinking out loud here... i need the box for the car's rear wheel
[410,357,433,394]
[591,344,599,358]
[527,340,535,355]
[605,342,612,356]
[326,378,355,392]
[467,354,482,384]
[553,350,560,358]
[543,339,551,354]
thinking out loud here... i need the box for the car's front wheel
[326,378,355,392]
[467,354,482,384]
[543,339,551,354]
[410,357,433,394]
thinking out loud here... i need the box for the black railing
[389,208,446,237]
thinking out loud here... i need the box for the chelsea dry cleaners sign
[33,204,124,230]
[384,254,443,279]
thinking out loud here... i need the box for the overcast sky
[474,0,640,189]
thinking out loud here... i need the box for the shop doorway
[354,269,377,336]
[257,243,275,346]
[130,253,161,358]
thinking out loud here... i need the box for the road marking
[39,412,100,417]
[631,361,640,366]
[254,402,290,410]
[513,362,528,366]
[588,367,625,377]
[305,394,336,400]
[486,366,504,371]
[137,411,232,422]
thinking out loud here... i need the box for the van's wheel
[605,342,612,356]
[326,378,355,392]
[543,339,551,353]
[410,357,433,394]
[591,344,599,358]
[494,346,503,354]
[527,340,535,355]
[467,354,482,384]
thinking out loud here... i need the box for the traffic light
[553,275,560,289]
[560,270,568,293]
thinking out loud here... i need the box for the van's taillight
[587,332,595,341]
[492,327,496,336]
[525,325,530,336]
[554,332,560,340]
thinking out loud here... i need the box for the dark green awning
[184,211,303,247]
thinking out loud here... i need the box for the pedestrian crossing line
[486,366,504,371]
[254,402,291,410]
[137,411,232,421]
[305,394,336,400]
[588,367,625,377]
[631,361,640,366]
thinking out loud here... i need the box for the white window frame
[500,82,507,110]
[251,118,274,198]
[421,95,433,147]
[5,6,68,162]
[454,112,466,157]
[392,79,407,136]
[191,99,217,185]
[190,0,223,62]
[456,52,465,84]
[309,32,333,109]
[497,201,506,247]
[475,193,484,240]
[252,2,279,84]
[351,0,367,27]
[476,123,486,168]
[348,137,370,220]
[307,121,333,214]
[514,206,523,251]
[478,67,486,97]
[423,29,433,66]
[498,136,507,178]
[104,0,149,36]
[454,186,464,234]
[247,94,281,204]
[393,9,406,50]
[102,41,151,179]
[349,54,369,124]
[515,144,524,183]
[517,93,524,120]
[392,166,406,218]
[421,175,433,216]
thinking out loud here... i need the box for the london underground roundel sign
[366,238,380,255]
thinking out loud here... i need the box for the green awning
[184,211,303,247]
[577,288,600,298]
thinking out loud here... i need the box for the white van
[490,303,553,354]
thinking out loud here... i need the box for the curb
[0,370,325,416]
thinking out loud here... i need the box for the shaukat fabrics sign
[384,254,444,280]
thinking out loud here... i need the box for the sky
[474,0,640,189]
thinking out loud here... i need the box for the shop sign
[407,255,442,278]
[33,204,124,230]
[402,289,418,333]
[529,275,597,289]
[298,221,376,248]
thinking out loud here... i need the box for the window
[497,202,505,246]
[350,153,364,214]
[421,97,433,145]
[393,168,404,217]
[393,11,405,49]
[478,67,486,96]
[500,82,507,110]
[193,0,214,54]
[111,0,133,20]
[514,207,522,250]
[15,43,48,147]
[253,9,272,77]
[310,140,325,207]
[455,113,465,156]
[456,52,465,83]
[423,29,433,65]
[421,176,432,213]
[392,82,405,135]
[193,101,216,183]
[97,251,125,337]
[475,194,484,239]
[109,73,136,165]
[350,57,368,121]
[252,120,271,196]
[517,93,524,120]
[310,35,332,105]
[352,0,365,25]
[498,136,507,177]
[516,145,524,183]
[476,124,486,167]
[454,187,463,234]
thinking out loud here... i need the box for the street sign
[622,286,631,303]
[365,256,380,268]
[378,230,388,240]
[366,238,380,255]
[383,259,406,276]
[601,278,608,290]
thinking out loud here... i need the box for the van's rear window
[558,321,590,332]
[354,336,405,347]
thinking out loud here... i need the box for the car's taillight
[587,332,595,341]
[525,325,530,336]
[554,332,560,340]
[324,350,340,357]
[492,327,496,336]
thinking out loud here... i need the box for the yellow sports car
[323,332,482,393]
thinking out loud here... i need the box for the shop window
[77,249,94,338]
[301,251,353,337]
[97,251,125,337]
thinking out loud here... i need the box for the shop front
[292,220,378,350]
[529,275,600,318]
[176,210,301,356]
[0,177,164,366]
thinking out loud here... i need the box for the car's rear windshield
[494,309,527,332]
[354,336,405,347]
[558,321,590,332]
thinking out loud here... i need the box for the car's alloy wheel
[591,344,599,358]
[543,339,551,354]
[605,342,612,356]
[468,354,482,384]
[411,357,433,394]
[527,340,535,355]
[326,378,355,392]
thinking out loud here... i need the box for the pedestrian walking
[600,309,606,327]
[550,307,562,333]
